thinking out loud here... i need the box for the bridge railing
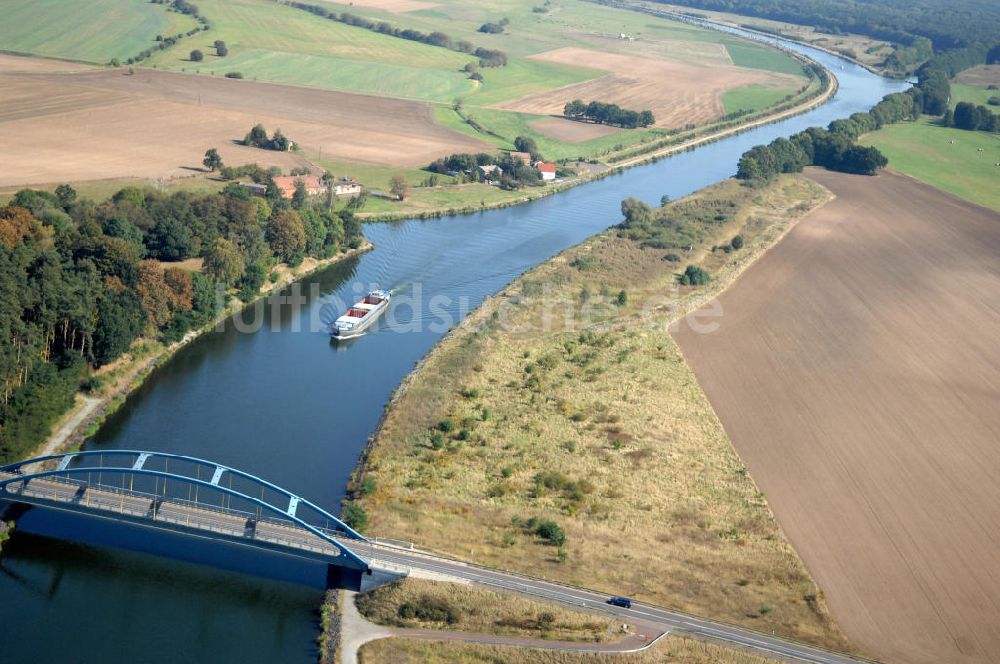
[4,477,352,555]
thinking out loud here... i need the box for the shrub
[988,96,1000,106]
[437,419,455,432]
[358,476,377,496]
[398,596,460,624]
[190,49,203,62]
[615,290,628,306]
[731,234,744,250]
[225,71,243,79]
[679,265,710,286]
[663,253,681,263]
[342,502,368,532]
[535,519,566,546]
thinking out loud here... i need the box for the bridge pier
[326,563,406,593]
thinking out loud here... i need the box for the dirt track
[495,47,798,128]
[0,60,487,186]
[673,169,1000,664]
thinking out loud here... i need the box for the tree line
[126,0,211,66]
[426,152,543,189]
[0,181,362,463]
[944,102,1000,132]
[283,2,509,67]
[734,49,993,182]
[563,100,655,128]
[645,0,1000,52]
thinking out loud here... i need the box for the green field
[723,83,796,114]
[434,106,661,161]
[861,119,1000,211]
[724,42,806,75]
[144,0,475,101]
[951,83,999,108]
[462,58,602,106]
[0,0,196,63]
[182,49,474,101]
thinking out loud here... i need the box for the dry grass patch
[357,175,853,650]
[955,64,1000,88]
[530,117,622,143]
[356,578,621,642]
[359,634,773,663]
[494,47,800,129]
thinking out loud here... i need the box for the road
[344,539,873,664]
[1,472,872,663]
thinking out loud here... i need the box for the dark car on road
[606,596,632,608]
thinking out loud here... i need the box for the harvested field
[0,60,487,187]
[0,54,92,74]
[530,116,621,143]
[494,47,800,129]
[955,64,1000,88]
[673,169,1000,664]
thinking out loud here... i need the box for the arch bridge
[0,451,371,577]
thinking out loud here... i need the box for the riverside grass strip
[354,174,853,652]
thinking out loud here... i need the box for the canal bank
[32,242,374,463]
[0,26,909,664]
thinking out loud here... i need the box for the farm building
[535,162,557,181]
[238,182,268,196]
[272,175,327,199]
[332,177,362,196]
[479,164,503,184]
[509,151,532,165]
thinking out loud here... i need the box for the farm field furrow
[0,63,489,186]
[673,169,1000,664]
[494,47,801,128]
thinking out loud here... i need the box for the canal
[0,28,908,663]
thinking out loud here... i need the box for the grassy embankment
[359,636,772,664]
[860,78,1000,212]
[356,578,621,642]
[352,173,853,651]
[0,0,197,63]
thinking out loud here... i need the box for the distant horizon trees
[563,99,655,128]
[646,0,1000,52]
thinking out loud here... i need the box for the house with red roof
[535,162,557,181]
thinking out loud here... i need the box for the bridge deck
[0,470,351,563]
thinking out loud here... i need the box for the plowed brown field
[529,116,621,143]
[673,169,1000,664]
[494,47,798,128]
[0,59,487,187]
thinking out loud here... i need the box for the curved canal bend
[0,32,907,663]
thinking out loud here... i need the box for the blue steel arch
[0,450,369,570]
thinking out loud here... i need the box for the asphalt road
[1,473,873,663]
[348,539,873,664]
